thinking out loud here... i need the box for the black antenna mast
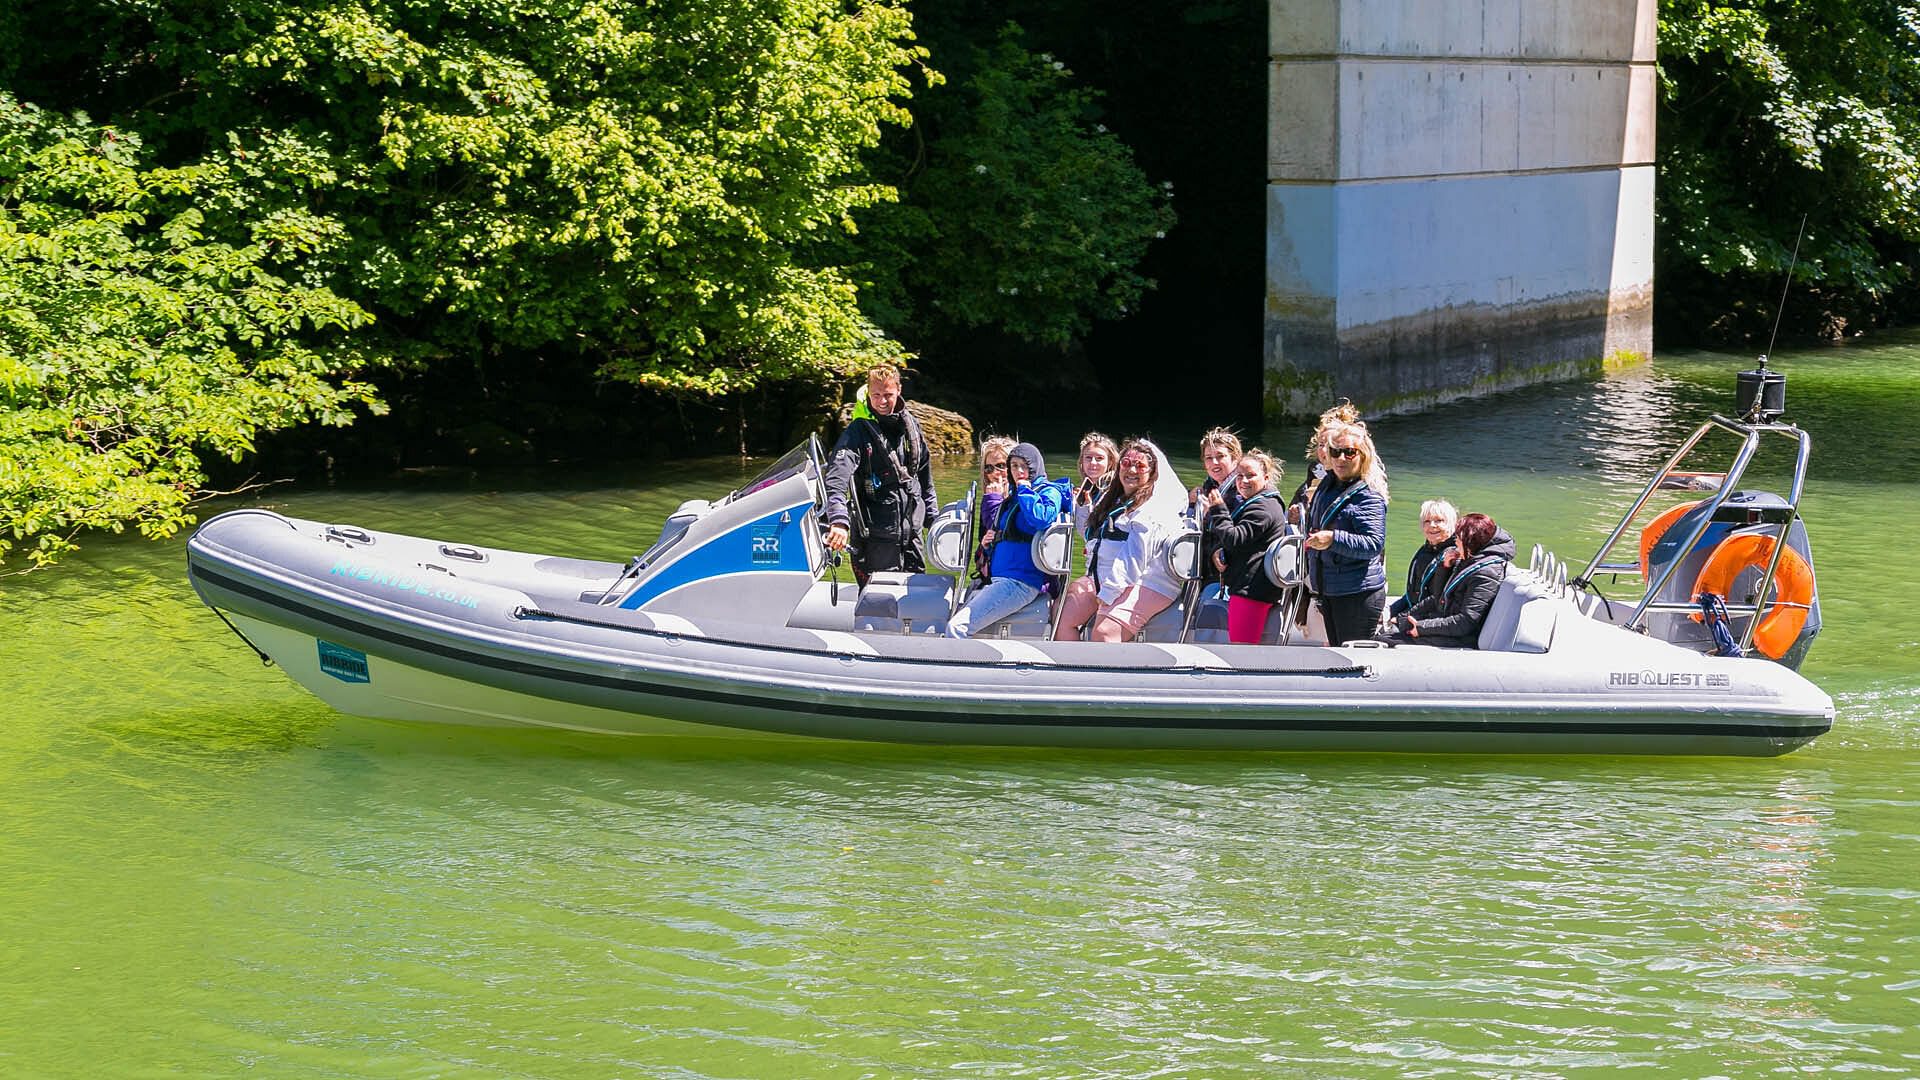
[1760,213,1810,368]
[1736,216,1807,423]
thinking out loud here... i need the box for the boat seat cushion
[854,573,953,634]
[1477,573,1558,653]
[977,592,1053,639]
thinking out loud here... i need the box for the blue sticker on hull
[318,640,370,684]
[751,524,781,564]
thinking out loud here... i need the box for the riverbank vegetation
[2,0,1916,567]
[1657,0,1920,343]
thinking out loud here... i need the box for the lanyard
[1311,480,1366,533]
[1088,498,1134,581]
[1228,489,1278,523]
[1410,545,1446,597]
[1442,555,1505,599]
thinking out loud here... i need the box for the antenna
[1737,216,1806,422]
[1760,213,1809,368]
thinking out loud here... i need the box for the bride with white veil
[1052,437,1189,642]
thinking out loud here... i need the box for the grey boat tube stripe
[642,612,701,636]
[804,630,879,656]
[1150,643,1228,667]
[985,640,1052,664]
[512,603,1333,677]
[188,563,1830,740]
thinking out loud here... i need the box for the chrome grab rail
[1575,414,1813,644]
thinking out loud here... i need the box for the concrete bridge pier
[1265,0,1656,421]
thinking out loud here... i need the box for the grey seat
[854,572,955,635]
[1476,572,1558,653]
[975,591,1054,639]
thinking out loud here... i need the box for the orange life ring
[1689,534,1814,659]
[1639,501,1702,579]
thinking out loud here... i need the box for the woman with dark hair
[1302,418,1390,645]
[1377,512,1515,648]
[1054,438,1187,642]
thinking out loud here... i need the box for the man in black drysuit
[822,363,938,583]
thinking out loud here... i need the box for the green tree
[3,0,925,395]
[842,24,1175,356]
[0,95,381,569]
[1658,0,1920,339]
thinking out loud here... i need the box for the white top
[1086,443,1187,603]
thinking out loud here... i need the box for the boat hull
[187,512,1835,755]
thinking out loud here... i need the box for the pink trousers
[1227,596,1274,644]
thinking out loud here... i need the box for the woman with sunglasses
[970,436,1018,588]
[1303,418,1390,645]
[1054,438,1187,642]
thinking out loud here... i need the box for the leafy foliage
[842,24,1175,353]
[1658,0,1920,339]
[0,95,381,568]
[4,0,926,396]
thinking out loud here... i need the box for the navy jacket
[1303,477,1387,597]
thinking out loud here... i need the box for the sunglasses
[983,462,1008,474]
[1326,446,1361,460]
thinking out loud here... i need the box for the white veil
[1134,439,1189,526]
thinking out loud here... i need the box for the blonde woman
[1191,427,1244,514]
[1302,418,1389,644]
[1073,432,1119,533]
[971,435,1019,586]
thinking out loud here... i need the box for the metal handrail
[1630,423,1762,630]
[1577,414,1813,639]
[1577,419,1720,584]
[1638,600,1815,616]
[1737,426,1814,653]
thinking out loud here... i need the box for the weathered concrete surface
[1266,0,1655,421]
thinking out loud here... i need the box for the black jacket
[1395,528,1517,648]
[1205,489,1287,602]
[823,407,936,541]
[1389,539,1454,618]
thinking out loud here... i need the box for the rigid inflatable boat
[187,369,1833,755]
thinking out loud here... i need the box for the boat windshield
[728,438,822,506]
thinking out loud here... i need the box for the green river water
[2,341,1916,1077]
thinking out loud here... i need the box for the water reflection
[1,347,1917,1075]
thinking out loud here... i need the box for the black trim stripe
[189,561,1831,742]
